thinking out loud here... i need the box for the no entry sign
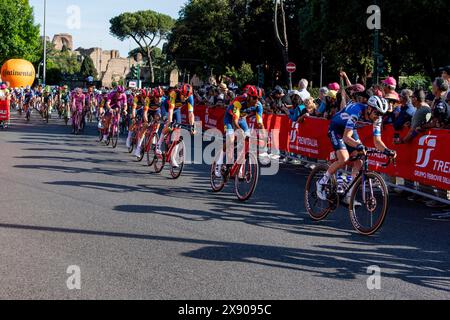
[286,62,296,73]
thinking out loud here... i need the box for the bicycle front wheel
[234,152,259,202]
[111,128,119,149]
[146,133,158,167]
[170,140,186,179]
[349,172,389,236]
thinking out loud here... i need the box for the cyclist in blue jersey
[317,95,397,203]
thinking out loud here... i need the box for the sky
[29,0,186,57]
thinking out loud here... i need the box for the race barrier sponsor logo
[416,135,437,168]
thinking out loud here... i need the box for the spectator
[318,90,338,119]
[286,90,307,123]
[298,79,311,100]
[315,87,329,111]
[440,65,450,82]
[383,92,400,124]
[440,65,450,99]
[216,83,228,107]
[396,89,432,144]
[267,85,287,115]
[304,98,318,118]
[393,89,416,131]
[425,93,435,106]
[206,87,217,106]
[382,77,399,100]
[423,78,450,129]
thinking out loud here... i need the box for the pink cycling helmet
[116,85,125,93]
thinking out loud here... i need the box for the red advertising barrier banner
[0,100,10,121]
[188,105,450,190]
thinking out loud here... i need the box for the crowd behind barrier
[181,104,450,205]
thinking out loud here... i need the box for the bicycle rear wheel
[210,156,226,193]
[349,172,389,236]
[234,152,259,202]
[304,164,337,221]
[154,153,165,173]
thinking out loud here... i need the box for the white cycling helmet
[368,95,389,114]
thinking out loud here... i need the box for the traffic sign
[286,62,296,73]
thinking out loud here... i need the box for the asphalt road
[0,111,449,300]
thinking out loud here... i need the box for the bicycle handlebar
[349,148,396,168]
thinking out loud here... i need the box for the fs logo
[290,122,299,143]
[416,135,437,168]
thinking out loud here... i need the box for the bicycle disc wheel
[170,140,185,179]
[146,133,158,167]
[210,159,226,193]
[304,164,337,221]
[349,172,389,236]
[234,152,259,202]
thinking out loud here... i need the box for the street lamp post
[320,53,326,88]
[43,0,47,85]
[373,0,380,85]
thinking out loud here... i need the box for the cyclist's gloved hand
[383,148,396,158]
[356,144,366,152]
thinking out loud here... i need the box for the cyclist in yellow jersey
[156,84,195,157]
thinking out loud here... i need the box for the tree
[43,42,82,84]
[110,10,174,83]
[0,0,40,64]
[225,62,255,87]
[80,55,98,80]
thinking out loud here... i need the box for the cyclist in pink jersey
[101,86,128,143]
[71,88,85,134]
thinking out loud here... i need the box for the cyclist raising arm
[317,95,397,204]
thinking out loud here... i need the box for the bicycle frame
[229,137,251,178]
[340,150,393,203]
[143,121,159,151]
[109,109,121,136]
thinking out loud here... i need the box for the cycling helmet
[180,84,193,97]
[139,89,148,98]
[247,85,258,98]
[243,84,252,93]
[116,85,125,93]
[367,95,389,115]
[152,87,164,98]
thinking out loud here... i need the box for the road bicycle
[143,119,160,167]
[210,134,260,202]
[103,110,120,148]
[72,109,83,135]
[152,122,187,179]
[304,148,395,236]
